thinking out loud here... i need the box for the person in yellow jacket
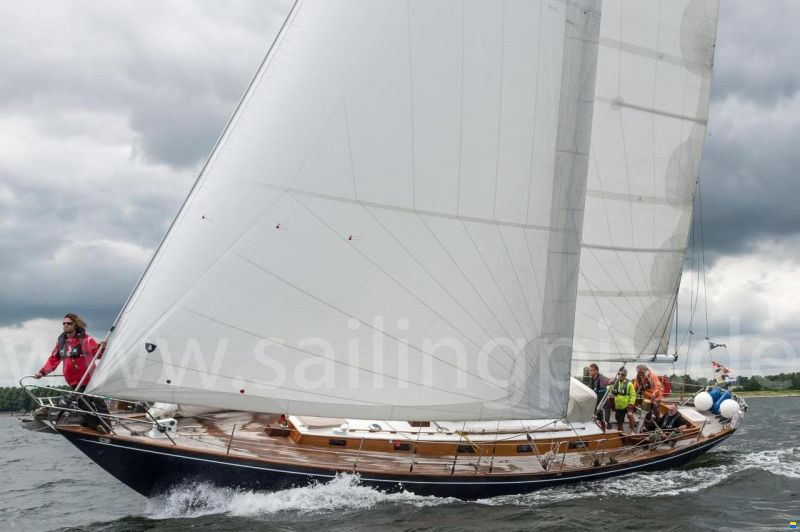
[608,367,637,433]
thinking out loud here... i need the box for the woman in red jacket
[34,313,109,431]
[34,313,105,390]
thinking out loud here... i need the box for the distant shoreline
[732,391,800,398]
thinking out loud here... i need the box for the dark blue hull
[58,427,732,499]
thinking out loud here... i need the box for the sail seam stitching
[414,213,522,382]
[286,194,515,388]
[229,250,493,401]
[360,205,518,370]
[178,305,485,402]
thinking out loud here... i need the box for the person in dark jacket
[588,363,611,429]
[657,404,689,432]
[646,404,690,447]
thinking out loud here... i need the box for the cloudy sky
[1,1,798,385]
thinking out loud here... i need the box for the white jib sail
[88,0,601,421]
[572,0,719,371]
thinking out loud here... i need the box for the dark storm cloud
[130,95,230,168]
[698,118,800,259]
[0,1,292,327]
[694,1,800,260]
[0,2,291,169]
[711,2,800,107]
[0,170,172,328]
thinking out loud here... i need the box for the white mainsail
[88,0,602,421]
[572,0,719,370]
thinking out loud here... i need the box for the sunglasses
[62,321,75,326]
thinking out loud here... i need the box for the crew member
[634,364,663,411]
[35,313,104,390]
[651,403,690,448]
[588,363,611,430]
[34,313,109,431]
[608,367,637,433]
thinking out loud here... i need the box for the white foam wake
[738,446,800,479]
[480,446,800,506]
[145,447,799,517]
[146,473,453,519]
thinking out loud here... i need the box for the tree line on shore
[582,369,800,395]
[735,372,800,391]
[0,386,69,412]
[667,373,800,392]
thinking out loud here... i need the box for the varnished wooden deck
[65,408,727,480]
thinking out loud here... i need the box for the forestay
[572,0,719,370]
[88,0,601,421]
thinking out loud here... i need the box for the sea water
[2,397,798,531]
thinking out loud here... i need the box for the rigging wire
[667,179,711,385]
[697,184,712,344]
[674,180,713,381]
[675,185,706,354]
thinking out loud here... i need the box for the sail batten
[231,181,578,232]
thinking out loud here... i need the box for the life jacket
[611,378,630,395]
[57,328,85,358]
[636,371,663,400]
[611,379,634,409]
[636,374,651,395]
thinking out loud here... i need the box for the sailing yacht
[22,0,746,499]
